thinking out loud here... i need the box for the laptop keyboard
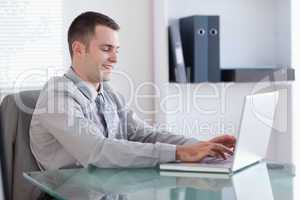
[201,155,234,165]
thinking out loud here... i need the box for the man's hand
[176,141,234,162]
[209,134,236,149]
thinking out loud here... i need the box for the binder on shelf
[180,15,220,82]
[207,16,220,82]
[168,21,187,83]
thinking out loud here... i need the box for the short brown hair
[68,11,120,58]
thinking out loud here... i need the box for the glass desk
[24,162,295,200]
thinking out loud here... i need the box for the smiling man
[30,11,235,170]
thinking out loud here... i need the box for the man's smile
[103,64,113,71]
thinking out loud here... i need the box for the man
[30,11,235,170]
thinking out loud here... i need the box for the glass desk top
[24,162,295,200]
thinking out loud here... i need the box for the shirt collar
[64,67,104,101]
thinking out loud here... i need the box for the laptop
[160,91,279,174]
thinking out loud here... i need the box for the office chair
[0,90,41,200]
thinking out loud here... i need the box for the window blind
[0,0,64,92]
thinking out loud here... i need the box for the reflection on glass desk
[23,162,294,200]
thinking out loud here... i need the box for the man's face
[81,25,119,83]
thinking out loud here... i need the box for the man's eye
[102,47,110,52]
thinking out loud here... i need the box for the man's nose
[109,51,118,63]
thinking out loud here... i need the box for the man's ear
[72,41,86,57]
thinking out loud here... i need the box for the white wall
[275,0,291,67]
[292,0,300,169]
[62,0,154,123]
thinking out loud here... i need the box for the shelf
[221,68,295,82]
[169,68,295,83]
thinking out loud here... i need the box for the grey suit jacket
[30,69,198,170]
